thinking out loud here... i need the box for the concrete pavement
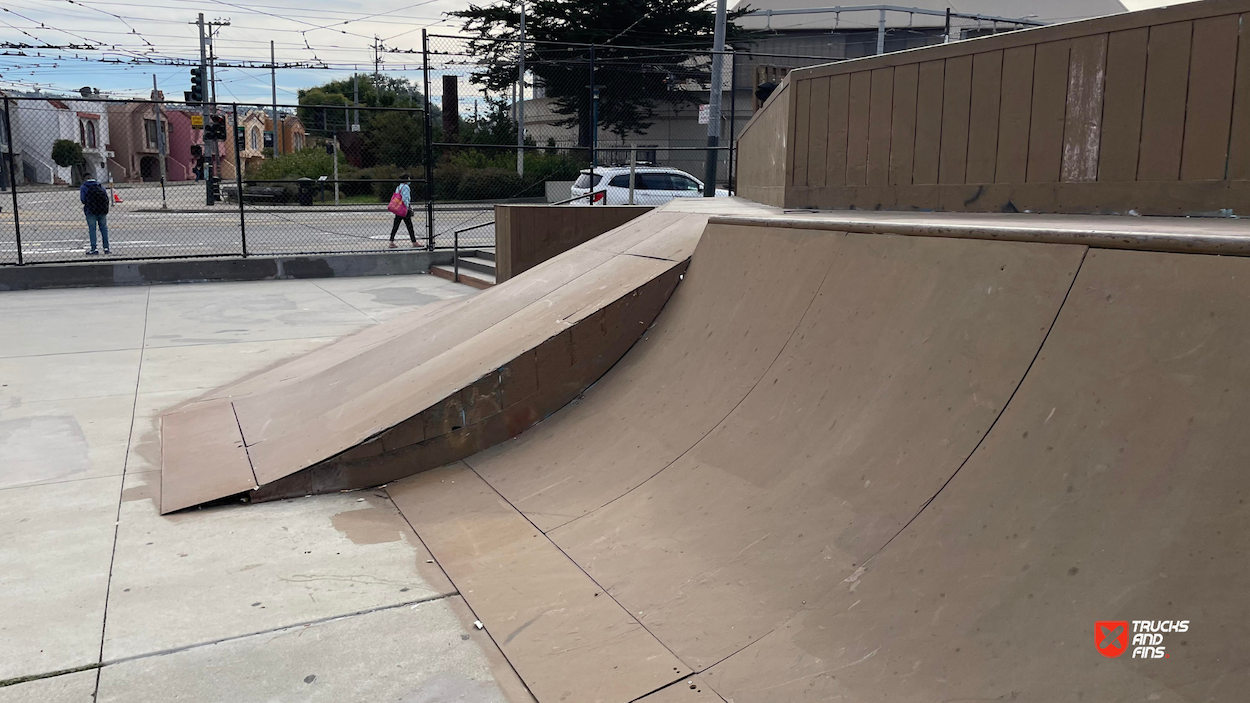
[0,274,532,702]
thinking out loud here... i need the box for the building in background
[9,96,111,184]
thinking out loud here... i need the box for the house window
[80,119,98,149]
[144,119,159,149]
[293,132,304,150]
[250,126,260,150]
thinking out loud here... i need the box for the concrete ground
[0,274,534,702]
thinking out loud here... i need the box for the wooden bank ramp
[157,199,775,514]
[387,214,1250,702]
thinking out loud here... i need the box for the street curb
[0,250,455,292]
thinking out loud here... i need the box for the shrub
[250,146,350,182]
[457,168,524,201]
[51,139,84,168]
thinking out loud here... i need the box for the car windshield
[574,173,603,189]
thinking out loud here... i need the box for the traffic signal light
[186,67,204,105]
[236,125,245,150]
[207,114,227,140]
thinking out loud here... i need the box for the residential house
[106,100,206,183]
[0,96,24,188]
[10,97,111,184]
[163,107,205,181]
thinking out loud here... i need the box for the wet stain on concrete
[367,287,441,307]
[400,671,504,703]
[330,505,406,545]
[0,415,90,487]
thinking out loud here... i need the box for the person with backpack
[388,174,417,248]
[79,173,111,255]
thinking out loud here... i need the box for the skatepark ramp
[385,213,1250,702]
[157,199,772,513]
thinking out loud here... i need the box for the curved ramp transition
[158,199,774,513]
[388,216,1250,702]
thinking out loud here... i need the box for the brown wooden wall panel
[1061,34,1108,182]
[966,51,1003,184]
[1027,40,1072,183]
[1231,13,1250,179]
[1098,28,1149,182]
[939,55,973,184]
[867,68,895,186]
[826,74,851,187]
[1138,21,1194,181]
[996,46,1035,184]
[889,63,919,186]
[792,78,812,186]
[1181,14,1239,180]
[913,60,945,185]
[846,72,872,185]
[807,76,832,187]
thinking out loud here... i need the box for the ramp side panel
[248,261,687,502]
[159,400,256,514]
[550,233,1086,669]
[388,464,691,703]
[242,254,682,488]
[703,247,1250,701]
[230,247,618,463]
[471,223,844,532]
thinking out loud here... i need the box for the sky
[0,0,1190,103]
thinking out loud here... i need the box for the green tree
[296,74,434,136]
[52,139,84,177]
[450,0,751,146]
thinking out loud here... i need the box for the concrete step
[456,256,497,276]
[471,249,496,262]
[431,264,495,289]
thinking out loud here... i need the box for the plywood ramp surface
[468,224,840,532]
[701,247,1250,701]
[159,201,774,513]
[388,463,693,703]
[546,232,1085,670]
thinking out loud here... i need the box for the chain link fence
[0,21,1035,266]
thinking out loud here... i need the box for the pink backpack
[388,187,407,217]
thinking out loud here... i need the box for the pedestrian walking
[80,172,111,255]
[388,174,417,248]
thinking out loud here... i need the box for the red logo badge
[1096,621,1129,658]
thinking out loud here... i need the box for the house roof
[733,0,1129,31]
[48,99,70,109]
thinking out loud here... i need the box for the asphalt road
[0,183,498,264]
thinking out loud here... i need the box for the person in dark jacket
[79,172,111,255]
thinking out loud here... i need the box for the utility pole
[196,13,212,206]
[191,14,229,206]
[152,74,167,210]
[353,73,359,131]
[702,0,727,196]
[271,40,279,156]
[517,0,525,178]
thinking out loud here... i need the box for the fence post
[232,103,247,256]
[422,29,436,251]
[589,44,597,176]
[3,97,22,265]
[728,48,737,195]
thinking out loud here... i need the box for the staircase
[431,249,496,289]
